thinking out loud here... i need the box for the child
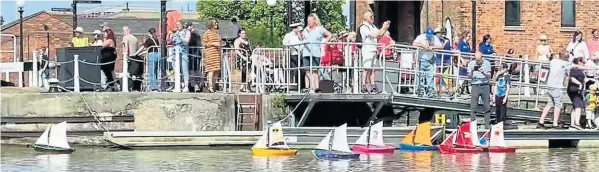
[493,64,510,124]
[584,84,598,129]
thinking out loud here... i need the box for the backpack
[356,24,369,48]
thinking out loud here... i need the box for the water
[2,145,599,172]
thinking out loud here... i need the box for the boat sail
[398,122,437,151]
[33,122,75,153]
[312,124,359,159]
[251,122,297,156]
[352,122,395,153]
[478,122,516,152]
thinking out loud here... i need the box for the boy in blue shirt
[493,64,510,124]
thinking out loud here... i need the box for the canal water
[2,145,598,172]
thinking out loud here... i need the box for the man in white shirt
[359,11,389,93]
[283,23,304,90]
[412,27,443,97]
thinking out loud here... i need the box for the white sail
[268,122,288,149]
[35,126,51,145]
[354,129,368,145]
[331,124,352,153]
[489,122,507,147]
[470,120,481,146]
[445,18,453,45]
[48,122,71,149]
[369,122,385,147]
[316,131,332,150]
[252,132,268,149]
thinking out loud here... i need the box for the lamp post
[471,0,477,52]
[16,0,25,63]
[267,0,276,45]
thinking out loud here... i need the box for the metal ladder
[236,94,260,131]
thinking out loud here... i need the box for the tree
[196,0,346,47]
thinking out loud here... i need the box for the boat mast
[366,123,372,148]
[412,124,418,145]
[47,124,52,145]
[329,129,334,151]
[266,126,270,148]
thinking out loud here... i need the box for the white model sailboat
[251,121,297,156]
[351,121,395,153]
[33,121,75,153]
[312,124,359,159]
[479,122,517,152]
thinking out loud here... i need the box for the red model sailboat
[478,122,517,153]
[438,120,484,154]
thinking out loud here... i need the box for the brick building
[355,0,599,58]
[0,11,233,86]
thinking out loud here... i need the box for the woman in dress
[100,28,117,91]
[234,29,251,92]
[202,20,222,92]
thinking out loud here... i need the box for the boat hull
[351,145,395,154]
[33,144,75,154]
[312,150,360,160]
[482,146,517,153]
[251,148,297,156]
[438,145,483,154]
[398,143,438,151]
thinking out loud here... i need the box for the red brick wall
[427,1,599,59]
[1,12,148,87]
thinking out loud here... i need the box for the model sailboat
[33,121,75,153]
[312,124,360,159]
[478,122,517,152]
[251,121,298,156]
[399,121,438,151]
[351,121,395,153]
[438,120,483,154]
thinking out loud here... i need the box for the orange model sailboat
[251,122,297,156]
[398,122,437,151]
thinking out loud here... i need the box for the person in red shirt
[377,31,395,60]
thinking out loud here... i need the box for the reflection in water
[36,154,70,172]
[402,151,433,172]
[252,156,289,171]
[2,146,599,172]
[489,153,506,172]
[317,158,351,171]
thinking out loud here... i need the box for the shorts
[302,56,320,69]
[546,88,563,108]
[362,51,378,68]
[568,91,585,109]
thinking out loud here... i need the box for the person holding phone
[359,11,389,93]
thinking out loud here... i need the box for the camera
[473,64,481,71]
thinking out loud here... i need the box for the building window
[505,1,521,26]
[561,0,576,27]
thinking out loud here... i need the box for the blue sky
[1,0,350,26]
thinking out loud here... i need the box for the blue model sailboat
[312,124,360,160]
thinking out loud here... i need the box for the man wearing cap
[71,27,89,47]
[283,23,304,90]
[412,27,443,98]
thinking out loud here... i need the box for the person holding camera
[566,31,589,62]
[170,21,192,92]
[468,52,492,128]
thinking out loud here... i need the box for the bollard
[173,46,182,92]
[73,55,80,92]
[122,54,129,92]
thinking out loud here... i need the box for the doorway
[372,1,422,44]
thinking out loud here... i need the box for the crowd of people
[61,10,599,130]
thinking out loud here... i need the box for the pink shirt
[588,39,599,57]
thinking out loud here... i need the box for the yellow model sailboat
[398,122,438,151]
[251,121,297,156]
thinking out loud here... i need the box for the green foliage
[196,0,346,47]
[272,94,286,109]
